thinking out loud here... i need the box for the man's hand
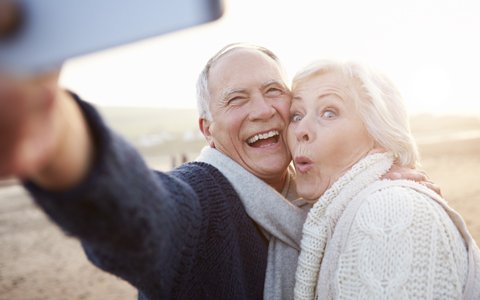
[0,72,58,178]
[383,164,442,196]
[0,72,93,190]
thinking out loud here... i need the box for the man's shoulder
[164,162,237,198]
[169,161,226,181]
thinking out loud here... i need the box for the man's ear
[198,118,215,148]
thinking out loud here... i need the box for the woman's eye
[322,110,337,119]
[291,113,303,122]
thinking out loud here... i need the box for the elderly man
[0,43,433,299]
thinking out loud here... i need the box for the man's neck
[264,170,289,193]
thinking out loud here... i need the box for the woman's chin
[296,186,324,202]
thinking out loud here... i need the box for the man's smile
[246,130,280,148]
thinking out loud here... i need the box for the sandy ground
[1,136,479,300]
[0,184,137,300]
[417,137,480,243]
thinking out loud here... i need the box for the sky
[60,0,480,115]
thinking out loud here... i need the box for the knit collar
[309,152,393,220]
[294,152,394,300]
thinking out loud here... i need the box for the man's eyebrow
[220,80,287,102]
[262,80,287,89]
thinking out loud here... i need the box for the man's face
[202,49,292,184]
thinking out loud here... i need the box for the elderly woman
[287,60,480,299]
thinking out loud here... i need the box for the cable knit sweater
[294,153,480,300]
[24,96,269,299]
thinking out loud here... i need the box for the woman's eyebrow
[320,92,345,103]
[291,91,344,105]
[292,96,303,102]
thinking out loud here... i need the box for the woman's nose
[295,119,311,142]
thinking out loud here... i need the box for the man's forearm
[25,97,204,295]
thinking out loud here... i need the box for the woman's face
[287,71,375,201]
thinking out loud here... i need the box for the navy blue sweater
[25,96,268,299]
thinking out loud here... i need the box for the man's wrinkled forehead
[208,48,287,92]
[210,48,273,74]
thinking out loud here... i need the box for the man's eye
[227,96,243,104]
[322,110,336,119]
[291,113,303,122]
[266,88,283,97]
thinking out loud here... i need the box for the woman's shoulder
[359,179,443,210]
[352,179,452,231]
[335,180,469,300]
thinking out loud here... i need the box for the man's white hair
[292,60,420,167]
[196,43,285,121]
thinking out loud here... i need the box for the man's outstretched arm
[0,73,204,298]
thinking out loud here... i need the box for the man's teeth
[247,130,279,144]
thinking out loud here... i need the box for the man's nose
[248,95,275,121]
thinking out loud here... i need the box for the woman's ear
[198,118,215,148]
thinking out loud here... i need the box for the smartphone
[0,0,224,73]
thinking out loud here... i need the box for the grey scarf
[197,147,309,299]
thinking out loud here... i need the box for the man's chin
[249,158,290,176]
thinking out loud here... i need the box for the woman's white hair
[292,60,419,167]
[196,42,285,121]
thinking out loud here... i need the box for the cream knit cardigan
[294,153,480,299]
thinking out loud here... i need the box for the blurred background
[1,0,480,299]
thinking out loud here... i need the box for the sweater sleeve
[23,94,203,297]
[336,186,469,299]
